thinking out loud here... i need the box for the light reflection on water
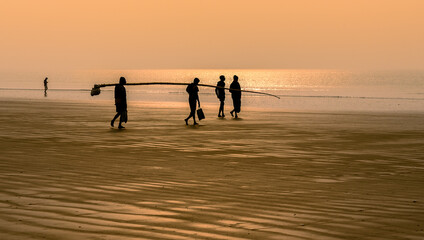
[0,69,423,112]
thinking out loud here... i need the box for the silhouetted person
[184,78,200,125]
[230,75,241,118]
[111,77,127,129]
[215,75,225,117]
[44,77,48,96]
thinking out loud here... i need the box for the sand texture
[0,99,424,240]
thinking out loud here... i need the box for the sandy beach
[2,0,424,238]
[0,98,423,240]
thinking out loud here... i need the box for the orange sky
[1,0,423,71]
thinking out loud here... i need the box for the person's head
[233,75,238,81]
[119,77,126,85]
[193,78,200,85]
[220,75,225,81]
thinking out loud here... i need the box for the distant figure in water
[43,77,48,96]
[230,75,241,118]
[184,78,200,125]
[215,75,226,117]
[111,77,127,129]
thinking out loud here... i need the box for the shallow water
[1,69,423,112]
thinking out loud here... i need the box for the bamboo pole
[91,82,280,99]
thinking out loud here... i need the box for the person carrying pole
[111,77,127,129]
[184,78,200,125]
[215,75,226,117]
[230,75,241,118]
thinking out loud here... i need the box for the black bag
[197,108,205,120]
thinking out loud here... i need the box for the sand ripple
[1,100,424,239]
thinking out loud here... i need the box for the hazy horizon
[1,0,424,72]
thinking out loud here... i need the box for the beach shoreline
[1,98,423,239]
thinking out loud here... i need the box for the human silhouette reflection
[184,78,200,125]
[215,75,226,117]
[43,77,48,97]
[111,77,127,129]
[230,75,241,118]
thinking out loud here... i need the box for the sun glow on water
[0,69,423,112]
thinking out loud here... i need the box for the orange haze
[1,0,423,71]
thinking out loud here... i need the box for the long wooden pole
[91,82,280,99]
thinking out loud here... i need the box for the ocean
[1,69,423,112]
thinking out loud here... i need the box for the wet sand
[0,98,424,240]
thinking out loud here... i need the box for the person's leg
[111,112,120,127]
[235,98,240,118]
[192,108,197,125]
[218,100,224,117]
[118,112,125,128]
[230,97,236,117]
[185,100,195,125]
[191,100,198,125]
[185,112,193,125]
